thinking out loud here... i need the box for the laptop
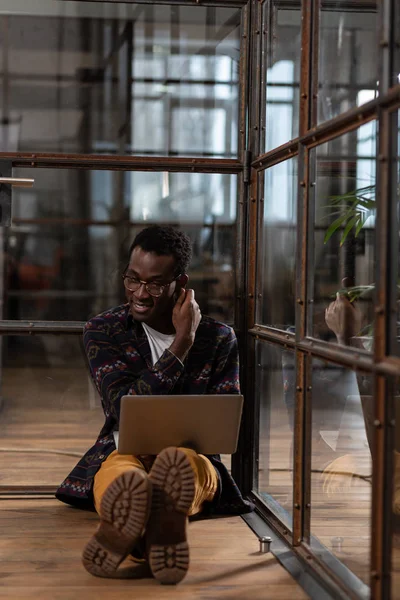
[116,394,244,455]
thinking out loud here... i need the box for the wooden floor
[5,358,399,594]
[0,363,307,599]
[0,500,308,599]
[0,361,376,590]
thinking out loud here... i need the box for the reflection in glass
[0,2,240,156]
[257,157,297,328]
[393,110,400,596]
[1,334,103,487]
[318,3,377,123]
[396,5,400,88]
[128,171,236,224]
[392,383,400,596]
[5,224,120,322]
[313,122,376,352]
[395,110,400,356]
[264,6,301,152]
[255,341,294,529]
[310,361,372,585]
[5,169,237,322]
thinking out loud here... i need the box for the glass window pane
[263,5,301,153]
[310,360,372,586]
[257,157,297,329]
[395,5,400,88]
[0,1,240,157]
[312,122,376,353]
[394,109,400,356]
[1,334,103,487]
[5,169,237,323]
[5,224,120,321]
[318,3,378,124]
[255,340,294,529]
[392,379,400,596]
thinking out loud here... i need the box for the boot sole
[147,447,195,585]
[82,469,151,578]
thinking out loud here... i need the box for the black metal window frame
[238,0,400,598]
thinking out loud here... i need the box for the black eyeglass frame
[122,272,182,297]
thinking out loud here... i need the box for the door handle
[0,177,34,188]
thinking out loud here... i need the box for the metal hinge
[243,149,252,184]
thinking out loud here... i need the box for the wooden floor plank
[4,364,399,594]
[0,500,308,600]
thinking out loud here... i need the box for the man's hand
[169,289,201,361]
[325,293,362,345]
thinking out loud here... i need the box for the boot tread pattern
[148,448,196,585]
[82,469,151,578]
[149,542,190,585]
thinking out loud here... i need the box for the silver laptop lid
[117,394,244,455]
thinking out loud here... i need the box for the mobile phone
[173,283,185,304]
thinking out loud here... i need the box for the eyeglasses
[122,273,181,297]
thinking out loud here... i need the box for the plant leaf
[355,213,368,236]
[340,214,359,245]
[324,212,350,243]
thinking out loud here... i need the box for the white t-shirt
[142,322,176,366]
[113,323,176,447]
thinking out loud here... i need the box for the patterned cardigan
[55,303,253,516]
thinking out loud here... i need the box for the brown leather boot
[146,447,195,585]
[82,469,152,578]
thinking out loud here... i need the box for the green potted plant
[324,181,400,344]
[322,183,378,350]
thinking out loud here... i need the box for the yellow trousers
[93,448,219,517]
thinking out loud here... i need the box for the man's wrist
[169,335,194,361]
[166,348,184,366]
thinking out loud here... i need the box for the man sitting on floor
[56,225,253,585]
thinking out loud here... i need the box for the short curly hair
[129,225,193,275]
